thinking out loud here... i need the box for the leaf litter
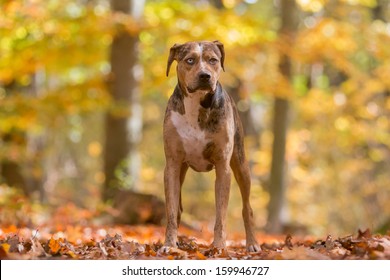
[0,225,389,260]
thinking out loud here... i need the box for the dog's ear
[166,43,181,77]
[213,40,225,71]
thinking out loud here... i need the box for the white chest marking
[170,92,213,171]
[172,110,207,145]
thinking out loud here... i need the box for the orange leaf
[196,251,206,260]
[49,238,61,255]
[0,246,8,259]
[1,243,10,253]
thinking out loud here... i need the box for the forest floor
[1,223,389,260]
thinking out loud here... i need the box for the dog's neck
[182,89,209,120]
[181,82,222,110]
[170,83,223,116]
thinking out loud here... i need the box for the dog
[162,40,260,252]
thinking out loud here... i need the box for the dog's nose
[199,72,211,82]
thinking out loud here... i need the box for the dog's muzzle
[197,71,213,90]
[186,71,215,93]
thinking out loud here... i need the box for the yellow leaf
[66,250,77,259]
[1,243,10,253]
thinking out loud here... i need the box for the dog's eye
[209,58,218,65]
[186,58,195,65]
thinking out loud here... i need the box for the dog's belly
[171,111,214,172]
[184,144,214,172]
[186,153,214,172]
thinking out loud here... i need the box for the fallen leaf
[337,235,353,250]
[330,247,349,258]
[177,236,198,252]
[66,250,77,259]
[1,243,10,253]
[48,237,61,255]
[30,238,48,258]
[121,241,145,255]
[352,241,369,257]
[196,250,207,260]
[7,235,20,253]
[285,234,293,250]
[357,228,371,239]
[377,238,390,257]
[98,241,108,257]
[167,247,188,260]
[0,245,9,259]
[325,235,334,250]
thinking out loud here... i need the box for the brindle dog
[162,41,260,252]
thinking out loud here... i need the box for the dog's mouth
[187,82,214,93]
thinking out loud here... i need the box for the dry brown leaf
[121,241,145,255]
[330,247,349,257]
[7,235,20,253]
[377,238,390,257]
[285,234,293,250]
[325,235,334,250]
[357,228,371,239]
[168,247,188,260]
[98,241,108,257]
[30,238,48,257]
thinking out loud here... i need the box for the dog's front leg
[161,159,182,252]
[212,161,231,249]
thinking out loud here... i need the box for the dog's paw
[247,243,261,252]
[159,245,173,254]
[159,241,179,254]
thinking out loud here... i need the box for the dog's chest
[170,95,214,171]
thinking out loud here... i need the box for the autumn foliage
[1,225,389,260]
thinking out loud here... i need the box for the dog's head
[166,41,225,94]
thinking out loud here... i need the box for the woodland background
[0,0,390,256]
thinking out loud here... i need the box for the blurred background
[0,0,389,237]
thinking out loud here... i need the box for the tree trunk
[1,83,29,197]
[103,0,144,201]
[267,98,289,233]
[373,0,388,21]
[1,161,26,192]
[266,0,298,233]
